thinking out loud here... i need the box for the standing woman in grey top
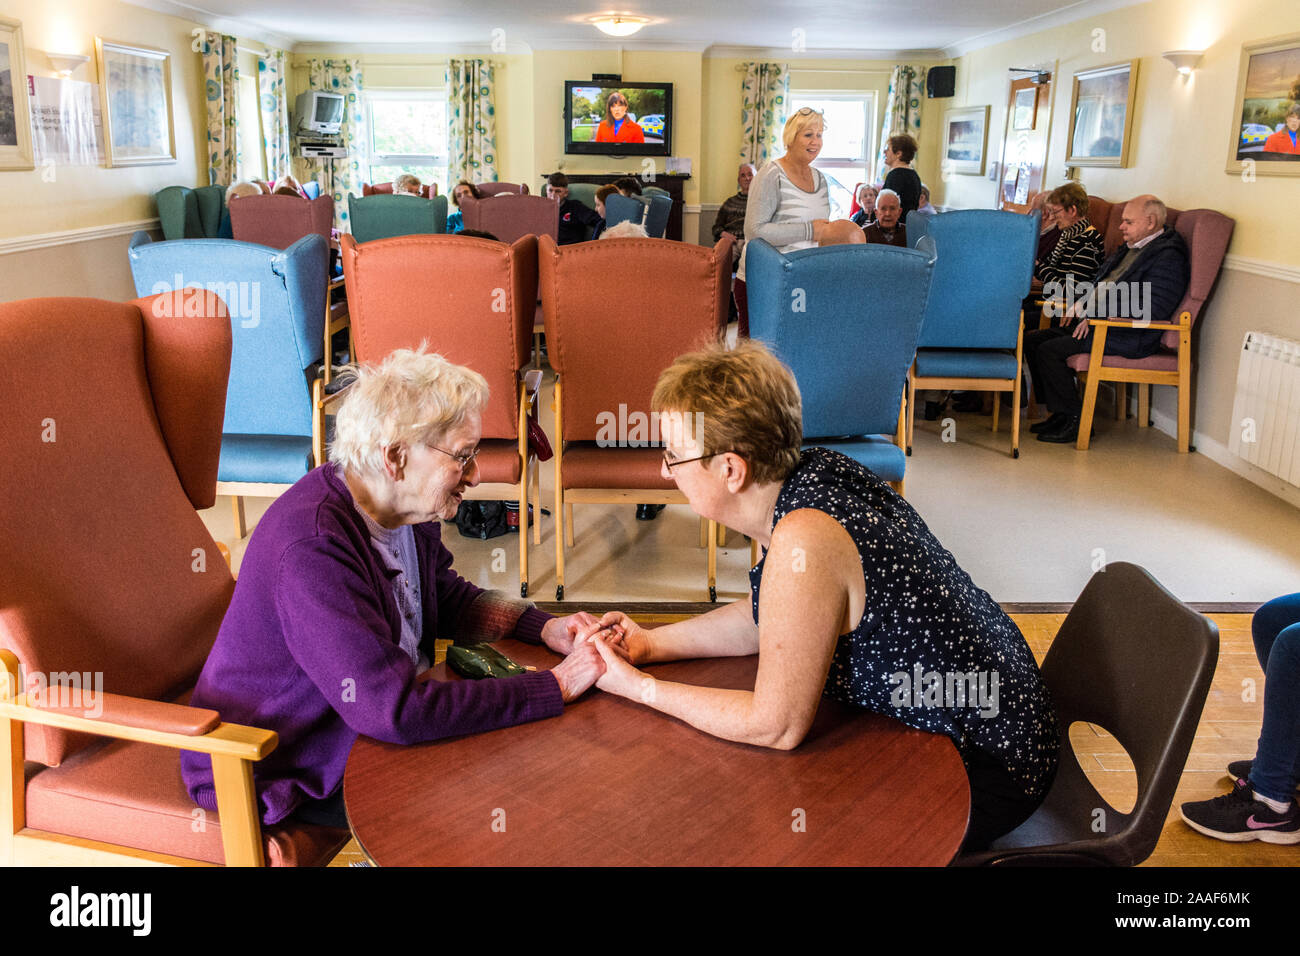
[734,107,831,334]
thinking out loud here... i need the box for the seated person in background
[1181,592,1300,843]
[547,172,602,245]
[912,184,939,219]
[818,219,866,246]
[1263,103,1300,155]
[393,173,423,196]
[1028,190,1062,265]
[446,180,481,234]
[226,180,262,202]
[601,220,650,240]
[1026,182,1104,329]
[273,173,308,198]
[861,189,907,247]
[1024,194,1189,444]
[850,183,879,227]
[591,183,619,241]
[612,176,644,197]
[588,340,1060,852]
[458,229,500,241]
[181,347,610,829]
[713,163,756,254]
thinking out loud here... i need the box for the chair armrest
[328,276,346,293]
[27,689,219,735]
[216,540,231,568]
[1087,315,1188,331]
[522,368,543,411]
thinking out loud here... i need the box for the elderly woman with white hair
[182,347,608,829]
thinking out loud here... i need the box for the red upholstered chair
[362,180,438,199]
[462,194,559,245]
[477,181,530,197]
[339,233,544,596]
[0,293,350,866]
[539,234,735,601]
[1073,206,1235,453]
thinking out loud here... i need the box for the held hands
[540,611,600,655]
[547,616,625,703]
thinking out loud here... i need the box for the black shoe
[1036,414,1083,443]
[1030,412,1069,434]
[923,401,942,421]
[1227,759,1300,790]
[636,504,666,520]
[1180,778,1300,844]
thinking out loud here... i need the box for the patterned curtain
[447,59,499,183]
[258,49,292,182]
[739,62,789,166]
[875,65,927,181]
[202,32,240,187]
[295,58,365,231]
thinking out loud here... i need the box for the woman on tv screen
[594,92,645,144]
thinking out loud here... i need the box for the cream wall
[0,0,206,243]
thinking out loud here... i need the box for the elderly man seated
[181,348,610,829]
[861,189,907,247]
[713,163,756,256]
[818,219,866,247]
[1024,194,1190,444]
[393,173,423,196]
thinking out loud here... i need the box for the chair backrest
[747,239,936,439]
[604,193,645,230]
[229,194,335,249]
[916,209,1037,350]
[538,234,733,441]
[155,186,203,241]
[643,194,672,238]
[477,181,529,197]
[1168,209,1234,342]
[128,232,327,438]
[339,233,537,440]
[362,180,436,199]
[1085,195,1116,253]
[566,183,598,210]
[461,194,559,245]
[1035,562,1218,864]
[347,193,448,242]
[0,292,233,766]
[192,185,226,238]
[642,185,670,200]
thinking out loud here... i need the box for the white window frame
[365,88,449,182]
[789,91,878,217]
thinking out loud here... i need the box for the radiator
[1228,331,1300,485]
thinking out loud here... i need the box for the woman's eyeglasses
[662,450,729,472]
[428,444,479,470]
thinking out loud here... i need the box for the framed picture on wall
[95,37,175,167]
[0,16,35,170]
[1225,32,1300,177]
[942,105,990,175]
[1066,60,1139,167]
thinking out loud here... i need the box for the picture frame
[942,105,990,176]
[95,37,175,167]
[1066,60,1139,167]
[1225,32,1300,177]
[0,16,35,170]
[1012,87,1038,130]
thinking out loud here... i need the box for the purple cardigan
[181,463,563,825]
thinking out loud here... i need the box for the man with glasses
[182,347,613,831]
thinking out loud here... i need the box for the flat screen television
[564,81,672,156]
[294,90,345,136]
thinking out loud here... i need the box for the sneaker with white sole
[1180,778,1300,844]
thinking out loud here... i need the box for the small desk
[344,639,970,865]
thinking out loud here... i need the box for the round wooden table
[344,639,970,866]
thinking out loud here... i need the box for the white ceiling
[129,0,1149,56]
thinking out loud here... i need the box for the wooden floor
[329,611,1294,867]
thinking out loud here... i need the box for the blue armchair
[746,238,936,496]
[906,209,1038,458]
[128,232,339,538]
[604,193,672,238]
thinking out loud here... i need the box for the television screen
[314,94,343,126]
[565,81,672,156]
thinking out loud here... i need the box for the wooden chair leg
[231,496,247,540]
[1115,382,1127,421]
[700,516,709,548]
[991,389,1000,433]
[1077,375,1102,451]
[890,478,905,496]
[716,522,726,547]
[906,372,916,454]
[518,475,528,598]
[1138,383,1150,428]
[707,520,717,602]
[531,459,542,546]
[564,503,574,548]
[210,753,265,867]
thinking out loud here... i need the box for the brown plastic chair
[956,562,1218,866]
[0,292,350,866]
[462,194,559,245]
[340,233,543,596]
[539,234,734,601]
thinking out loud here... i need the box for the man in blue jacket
[1024,194,1190,444]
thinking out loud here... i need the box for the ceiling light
[589,15,649,37]
[47,53,90,77]
[1162,50,1203,75]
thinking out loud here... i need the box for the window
[367,90,449,196]
[237,64,265,182]
[789,93,877,220]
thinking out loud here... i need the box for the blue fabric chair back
[127,232,326,440]
[347,193,448,242]
[916,209,1038,350]
[604,193,645,230]
[302,180,322,200]
[155,186,202,241]
[193,185,226,238]
[643,194,672,238]
[746,239,936,439]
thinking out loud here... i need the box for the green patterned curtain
[295,58,365,230]
[739,62,789,166]
[202,32,240,187]
[447,59,498,183]
[258,49,292,182]
[876,65,927,181]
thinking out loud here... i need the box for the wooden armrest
[216,540,231,568]
[28,689,219,735]
[522,368,543,407]
[1087,318,1186,331]
[328,276,346,292]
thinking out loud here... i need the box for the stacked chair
[539,234,735,601]
[347,192,448,242]
[340,233,544,597]
[0,291,350,866]
[128,232,341,539]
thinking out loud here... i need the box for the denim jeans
[1249,593,1300,803]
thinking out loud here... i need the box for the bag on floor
[453,500,509,539]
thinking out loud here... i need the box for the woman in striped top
[1035,183,1104,299]
[733,108,831,333]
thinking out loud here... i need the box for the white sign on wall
[27,74,103,165]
